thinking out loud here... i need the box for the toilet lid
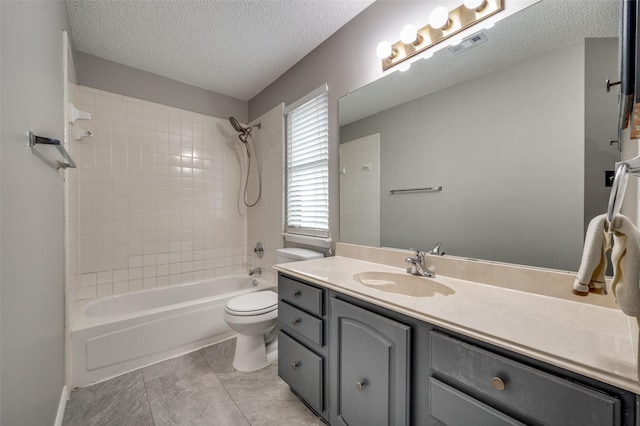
[226,290,278,315]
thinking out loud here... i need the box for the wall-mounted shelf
[67,103,91,124]
[29,131,76,169]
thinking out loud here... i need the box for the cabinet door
[331,298,410,426]
[278,331,324,413]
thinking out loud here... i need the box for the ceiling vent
[448,31,488,55]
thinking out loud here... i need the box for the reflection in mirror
[339,0,620,271]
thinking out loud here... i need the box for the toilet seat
[225,290,278,316]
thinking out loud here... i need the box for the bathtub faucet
[249,267,262,276]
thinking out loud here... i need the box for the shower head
[229,116,248,134]
[228,117,262,142]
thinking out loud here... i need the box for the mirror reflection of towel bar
[607,155,640,224]
[389,186,443,195]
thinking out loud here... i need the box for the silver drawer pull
[291,318,301,326]
[291,362,300,369]
[356,379,367,391]
[491,376,506,391]
[291,290,301,297]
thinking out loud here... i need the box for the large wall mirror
[339,0,620,272]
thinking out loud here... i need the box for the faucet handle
[409,248,423,262]
[429,243,445,256]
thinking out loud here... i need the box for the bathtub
[71,276,275,387]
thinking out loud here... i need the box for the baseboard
[54,385,69,426]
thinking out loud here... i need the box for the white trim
[284,83,328,114]
[54,385,70,426]
[283,233,332,248]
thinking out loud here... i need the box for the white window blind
[285,85,329,238]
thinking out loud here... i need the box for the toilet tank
[276,248,324,263]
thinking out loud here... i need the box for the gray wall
[340,42,586,271]
[76,52,248,122]
[584,38,620,232]
[1,1,70,424]
[249,1,430,245]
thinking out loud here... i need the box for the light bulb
[464,0,487,11]
[400,24,419,45]
[376,41,393,59]
[429,6,451,30]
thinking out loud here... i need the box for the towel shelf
[390,186,443,195]
[29,131,76,169]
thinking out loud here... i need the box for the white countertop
[274,255,640,394]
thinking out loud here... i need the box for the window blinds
[285,85,329,238]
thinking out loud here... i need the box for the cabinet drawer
[279,301,323,346]
[279,275,323,316]
[430,377,526,426]
[278,331,323,413]
[430,331,621,426]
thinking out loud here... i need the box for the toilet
[224,247,323,371]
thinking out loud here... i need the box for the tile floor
[63,338,326,426]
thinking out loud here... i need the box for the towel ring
[607,162,630,224]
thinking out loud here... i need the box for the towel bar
[29,131,76,169]
[607,156,640,223]
[390,186,443,195]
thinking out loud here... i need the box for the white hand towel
[573,214,609,296]
[610,215,640,316]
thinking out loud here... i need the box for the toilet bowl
[224,290,278,372]
[225,248,323,371]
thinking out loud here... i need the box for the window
[285,84,330,239]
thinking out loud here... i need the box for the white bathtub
[71,276,275,387]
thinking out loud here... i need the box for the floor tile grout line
[198,348,253,425]
[140,367,157,426]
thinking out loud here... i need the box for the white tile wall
[68,86,249,301]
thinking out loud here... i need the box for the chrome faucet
[405,249,435,278]
[429,242,445,256]
[249,267,262,276]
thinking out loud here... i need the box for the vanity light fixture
[377,0,503,70]
[464,0,488,12]
[376,40,397,60]
[429,7,452,30]
[400,24,423,45]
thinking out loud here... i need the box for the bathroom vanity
[274,244,640,426]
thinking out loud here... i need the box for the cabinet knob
[491,376,506,391]
[356,379,367,391]
[291,362,300,369]
[291,290,301,297]
[291,318,301,326]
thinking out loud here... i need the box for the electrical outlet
[605,170,615,187]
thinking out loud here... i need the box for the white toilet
[223,247,323,371]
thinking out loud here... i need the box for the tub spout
[249,267,262,276]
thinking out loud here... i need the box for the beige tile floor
[63,338,326,426]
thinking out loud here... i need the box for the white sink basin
[354,272,454,297]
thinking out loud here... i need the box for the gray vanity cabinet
[277,274,329,421]
[330,298,410,426]
[430,331,623,426]
[278,273,638,426]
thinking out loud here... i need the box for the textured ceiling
[67,0,375,101]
